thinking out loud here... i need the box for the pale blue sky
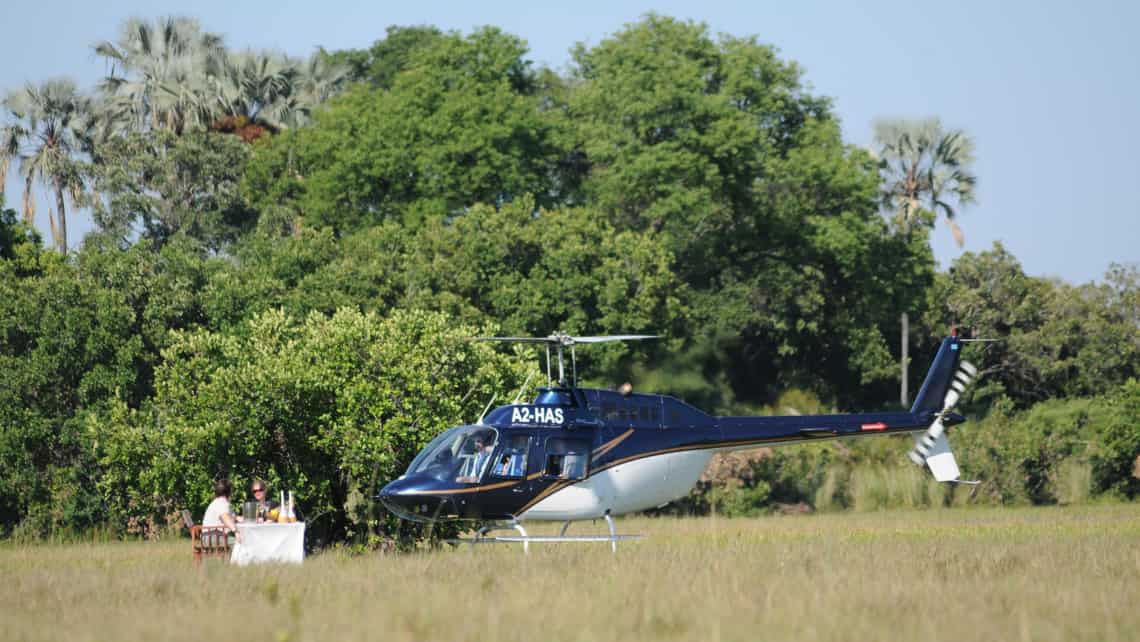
[3,0,1137,284]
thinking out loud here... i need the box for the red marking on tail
[860,422,888,431]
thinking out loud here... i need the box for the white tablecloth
[231,522,305,566]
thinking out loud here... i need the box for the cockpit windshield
[405,426,499,483]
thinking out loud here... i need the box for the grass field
[2,504,1138,642]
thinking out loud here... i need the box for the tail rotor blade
[910,416,946,464]
[942,361,976,411]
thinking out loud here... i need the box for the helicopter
[378,331,979,551]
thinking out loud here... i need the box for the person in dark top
[248,478,279,522]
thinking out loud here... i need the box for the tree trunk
[900,312,909,408]
[53,185,68,253]
[23,175,36,227]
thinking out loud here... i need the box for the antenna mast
[475,332,660,387]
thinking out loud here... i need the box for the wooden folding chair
[183,509,233,564]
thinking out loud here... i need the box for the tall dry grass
[2,504,1138,642]
[849,465,950,511]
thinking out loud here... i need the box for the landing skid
[446,514,643,553]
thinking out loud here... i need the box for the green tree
[85,130,255,249]
[922,244,1139,408]
[0,253,142,535]
[1091,378,1140,498]
[568,15,829,264]
[243,27,572,231]
[322,25,445,88]
[401,198,688,377]
[76,235,223,398]
[568,15,931,408]
[1,78,95,252]
[873,117,977,405]
[0,196,41,269]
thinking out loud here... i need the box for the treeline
[0,15,1137,542]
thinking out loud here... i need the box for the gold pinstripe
[592,428,635,459]
[515,479,571,514]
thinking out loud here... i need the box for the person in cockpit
[493,454,512,476]
[456,432,495,483]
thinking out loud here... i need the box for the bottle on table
[277,491,289,524]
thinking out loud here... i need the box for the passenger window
[491,434,530,479]
[544,437,591,481]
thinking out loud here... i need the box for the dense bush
[89,308,533,544]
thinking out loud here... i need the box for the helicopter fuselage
[377,386,962,523]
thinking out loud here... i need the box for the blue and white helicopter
[378,331,979,550]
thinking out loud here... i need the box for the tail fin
[906,335,980,484]
[909,336,963,415]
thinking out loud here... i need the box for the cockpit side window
[491,434,531,479]
[455,429,499,483]
[405,426,499,483]
[543,437,590,481]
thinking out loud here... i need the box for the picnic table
[230,522,305,566]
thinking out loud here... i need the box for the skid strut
[447,514,642,553]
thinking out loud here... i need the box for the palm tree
[875,118,977,243]
[1,79,94,253]
[95,18,347,141]
[874,117,977,406]
[94,16,224,134]
[204,49,348,138]
[205,50,299,136]
[293,52,351,123]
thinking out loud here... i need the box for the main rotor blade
[473,334,661,345]
[473,336,555,343]
[571,335,660,343]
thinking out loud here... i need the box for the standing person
[202,478,240,541]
